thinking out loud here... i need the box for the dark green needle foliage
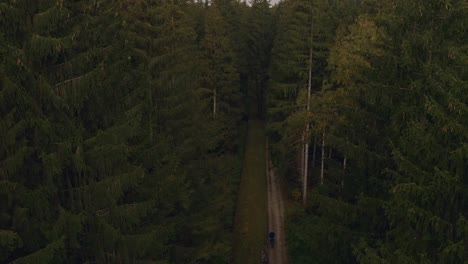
[0,0,249,263]
[1,0,467,263]
[268,0,467,263]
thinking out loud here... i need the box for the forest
[0,0,466,263]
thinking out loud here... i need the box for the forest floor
[232,121,268,264]
[232,120,288,264]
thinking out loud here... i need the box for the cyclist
[268,231,275,248]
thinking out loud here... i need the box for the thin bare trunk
[320,131,325,185]
[149,88,153,143]
[329,147,332,159]
[303,141,309,206]
[66,173,75,211]
[312,134,317,168]
[75,169,83,211]
[303,21,313,206]
[300,133,305,178]
[342,156,347,188]
[213,88,217,118]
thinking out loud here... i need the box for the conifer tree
[0,0,76,262]
[350,1,468,262]
[285,0,468,263]
[243,0,273,118]
[268,0,312,179]
[200,0,241,150]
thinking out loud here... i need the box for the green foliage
[0,230,22,261]
[268,0,358,176]
[200,0,242,150]
[4,0,465,263]
[270,0,467,263]
[1,0,248,263]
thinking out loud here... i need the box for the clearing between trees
[232,121,268,264]
[232,121,288,264]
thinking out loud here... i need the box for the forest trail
[266,141,288,264]
[233,121,268,264]
[232,121,288,264]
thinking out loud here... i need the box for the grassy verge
[232,120,268,264]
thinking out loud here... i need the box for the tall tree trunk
[342,156,347,188]
[303,21,313,206]
[303,140,309,206]
[213,87,217,118]
[312,133,317,168]
[329,147,332,159]
[75,169,83,211]
[149,87,154,143]
[66,172,75,211]
[320,131,325,185]
[300,133,305,178]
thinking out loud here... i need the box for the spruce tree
[351,1,468,262]
[200,0,241,150]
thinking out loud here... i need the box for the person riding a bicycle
[268,231,275,248]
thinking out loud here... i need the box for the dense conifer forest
[0,0,466,263]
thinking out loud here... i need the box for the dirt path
[232,122,287,264]
[266,140,288,264]
[232,121,268,264]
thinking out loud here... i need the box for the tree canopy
[1,0,466,263]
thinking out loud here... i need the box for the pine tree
[289,0,468,263]
[200,0,241,150]
[351,1,468,262]
[268,0,358,183]
[268,1,388,263]
[268,0,312,180]
[243,0,273,118]
[0,1,75,262]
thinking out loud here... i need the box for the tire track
[266,140,288,264]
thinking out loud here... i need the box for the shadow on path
[232,121,268,264]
